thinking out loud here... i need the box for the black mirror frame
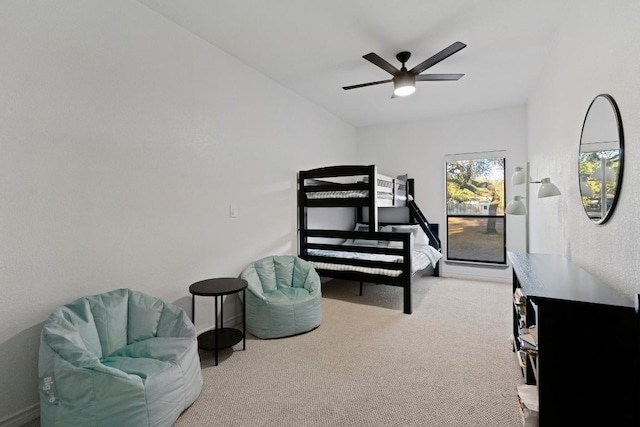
[579,94,624,225]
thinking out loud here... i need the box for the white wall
[527,0,640,297]
[356,106,528,282]
[7,0,640,423]
[0,1,355,423]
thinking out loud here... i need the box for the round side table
[189,277,247,366]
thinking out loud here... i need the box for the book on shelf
[517,384,539,411]
[521,325,537,342]
[517,384,539,426]
[527,325,537,341]
[514,288,526,304]
[518,336,537,352]
[518,325,537,351]
[517,350,528,368]
[519,342,537,353]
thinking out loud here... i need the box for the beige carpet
[175,276,523,427]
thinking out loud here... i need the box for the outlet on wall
[229,204,237,218]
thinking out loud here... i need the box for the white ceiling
[137,0,567,128]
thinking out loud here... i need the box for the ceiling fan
[343,41,467,98]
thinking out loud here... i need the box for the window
[445,154,506,264]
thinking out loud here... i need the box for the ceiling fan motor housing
[396,51,411,65]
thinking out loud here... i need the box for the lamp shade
[505,195,527,215]
[393,73,416,97]
[590,161,617,182]
[511,166,526,185]
[580,175,593,197]
[538,178,561,198]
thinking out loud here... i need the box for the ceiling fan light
[393,73,416,97]
[393,85,415,97]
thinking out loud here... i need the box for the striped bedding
[307,245,441,277]
[305,177,397,200]
[306,190,368,199]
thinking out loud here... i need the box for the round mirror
[579,94,624,224]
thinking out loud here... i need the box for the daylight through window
[445,154,506,264]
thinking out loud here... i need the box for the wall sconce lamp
[590,158,617,182]
[505,162,561,252]
[580,175,593,198]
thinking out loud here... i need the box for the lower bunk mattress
[307,244,442,277]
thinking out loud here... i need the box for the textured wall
[0,1,355,421]
[527,0,640,297]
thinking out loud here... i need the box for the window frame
[444,152,507,265]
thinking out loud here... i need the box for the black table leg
[214,296,219,366]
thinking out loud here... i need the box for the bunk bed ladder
[407,199,441,251]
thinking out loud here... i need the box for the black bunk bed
[297,165,442,314]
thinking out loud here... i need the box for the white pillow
[353,239,378,247]
[352,223,373,246]
[391,224,430,246]
[388,233,414,249]
[376,225,394,247]
[388,226,416,250]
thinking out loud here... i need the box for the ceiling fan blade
[416,74,465,81]
[342,79,393,90]
[409,41,467,75]
[363,53,399,75]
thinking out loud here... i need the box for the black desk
[509,252,637,425]
[189,278,247,365]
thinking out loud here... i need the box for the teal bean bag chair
[240,255,322,339]
[38,288,203,427]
